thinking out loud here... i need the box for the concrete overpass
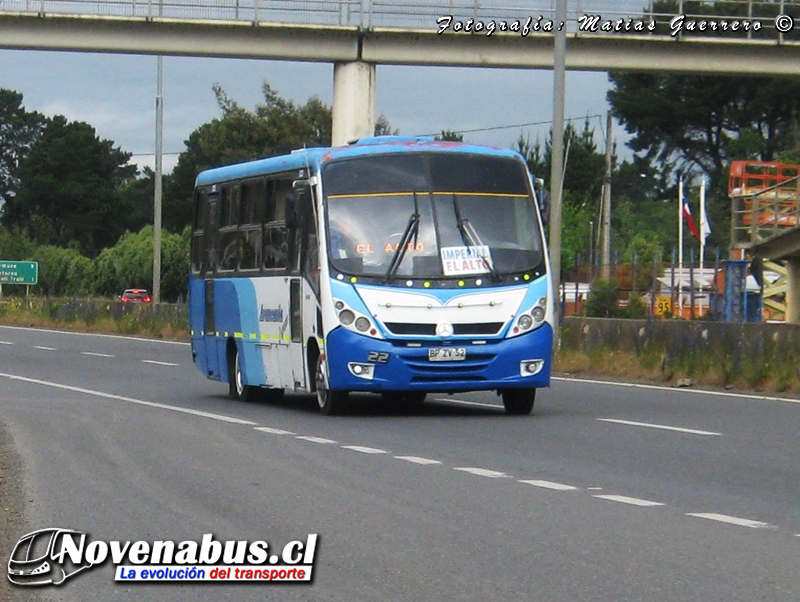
[1,0,800,143]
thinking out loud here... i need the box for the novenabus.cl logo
[7,529,318,586]
[8,528,94,586]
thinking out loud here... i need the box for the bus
[189,136,553,415]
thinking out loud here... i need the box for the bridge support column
[785,257,800,324]
[332,61,376,146]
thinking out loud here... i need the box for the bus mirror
[287,179,311,229]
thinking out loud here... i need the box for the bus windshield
[323,153,544,280]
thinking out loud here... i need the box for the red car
[119,289,152,303]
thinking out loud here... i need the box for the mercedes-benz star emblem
[436,322,454,337]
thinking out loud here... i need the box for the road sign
[654,296,673,317]
[0,261,38,285]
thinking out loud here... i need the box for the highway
[0,324,798,601]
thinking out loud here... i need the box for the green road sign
[0,261,38,285]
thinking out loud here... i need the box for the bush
[586,278,620,318]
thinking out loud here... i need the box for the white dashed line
[33,346,57,351]
[141,360,179,366]
[597,418,721,436]
[519,479,578,491]
[593,494,665,507]
[553,375,800,406]
[81,352,114,358]
[295,435,337,444]
[433,397,500,409]
[394,456,442,465]
[454,467,508,478]
[0,341,13,345]
[687,513,772,528]
[0,372,257,425]
[342,445,387,454]
[254,427,296,435]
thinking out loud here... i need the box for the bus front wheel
[501,388,536,415]
[315,355,348,416]
[228,346,257,402]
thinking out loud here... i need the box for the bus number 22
[367,352,390,364]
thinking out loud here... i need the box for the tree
[167,82,335,232]
[374,115,399,136]
[435,130,464,142]
[516,119,607,208]
[167,82,399,232]
[0,89,46,216]
[91,225,189,302]
[608,70,800,249]
[6,115,135,255]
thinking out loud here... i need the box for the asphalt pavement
[0,324,798,601]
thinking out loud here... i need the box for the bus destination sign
[0,261,38,285]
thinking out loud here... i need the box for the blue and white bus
[189,136,553,415]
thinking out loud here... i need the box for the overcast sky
[2,48,627,175]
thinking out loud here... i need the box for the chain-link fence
[561,253,769,322]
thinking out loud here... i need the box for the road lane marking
[553,375,800,405]
[454,467,508,478]
[254,427,296,435]
[81,352,114,358]
[519,479,578,491]
[0,324,189,345]
[433,397,500,409]
[394,455,441,465]
[141,360,179,366]
[594,494,665,507]
[597,418,721,436]
[33,346,57,351]
[295,435,337,444]
[0,341,13,345]
[342,445,387,454]
[0,372,258,425]
[687,513,773,528]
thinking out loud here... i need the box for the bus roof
[194,136,527,188]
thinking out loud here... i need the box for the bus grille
[403,352,495,383]
[384,322,504,336]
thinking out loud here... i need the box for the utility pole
[601,111,613,280]
[549,0,567,337]
[153,56,163,303]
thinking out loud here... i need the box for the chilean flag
[682,201,700,240]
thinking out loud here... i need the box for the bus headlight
[331,298,383,339]
[507,295,548,338]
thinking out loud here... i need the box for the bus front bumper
[324,325,552,393]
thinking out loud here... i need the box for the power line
[422,114,604,137]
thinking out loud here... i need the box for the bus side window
[263,178,291,271]
[191,189,206,274]
[205,197,219,274]
[218,186,239,272]
[239,179,265,271]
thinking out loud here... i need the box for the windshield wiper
[384,192,421,282]
[451,194,500,281]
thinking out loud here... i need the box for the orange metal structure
[729,160,800,245]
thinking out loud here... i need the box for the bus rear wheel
[228,346,257,402]
[315,355,348,416]
[501,388,536,415]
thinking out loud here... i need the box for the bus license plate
[428,347,467,362]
